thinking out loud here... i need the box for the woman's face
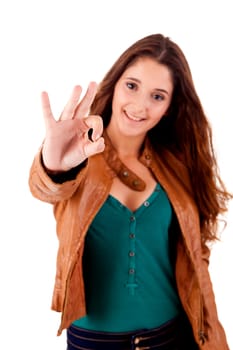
[109,57,173,138]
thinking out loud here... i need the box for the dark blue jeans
[67,315,199,349]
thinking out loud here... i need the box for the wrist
[41,154,69,175]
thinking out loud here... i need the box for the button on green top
[73,183,182,332]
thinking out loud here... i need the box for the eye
[152,94,164,101]
[126,82,137,90]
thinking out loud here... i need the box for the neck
[105,128,146,159]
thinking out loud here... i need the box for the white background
[0,0,232,349]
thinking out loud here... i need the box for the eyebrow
[125,76,169,95]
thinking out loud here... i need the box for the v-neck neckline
[107,183,161,215]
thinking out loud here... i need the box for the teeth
[130,116,142,121]
[126,112,143,121]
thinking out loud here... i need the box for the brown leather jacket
[29,141,229,350]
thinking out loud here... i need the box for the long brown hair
[90,33,232,242]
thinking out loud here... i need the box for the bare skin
[107,58,173,211]
[110,159,158,212]
[41,82,105,172]
[41,58,173,212]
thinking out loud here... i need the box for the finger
[74,81,98,119]
[60,85,83,121]
[84,137,105,157]
[41,91,55,129]
[84,115,103,141]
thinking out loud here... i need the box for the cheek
[150,105,167,121]
[150,114,165,127]
[111,92,118,113]
[112,90,125,111]
[148,105,169,127]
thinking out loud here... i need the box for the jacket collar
[102,131,153,191]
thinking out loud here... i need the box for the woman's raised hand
[41,82,105,173]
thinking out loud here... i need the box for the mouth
[124,110,145,122]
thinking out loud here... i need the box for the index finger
[74,81,98,119]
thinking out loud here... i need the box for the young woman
[29,34,231,349]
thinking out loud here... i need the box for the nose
[131,92,149,115]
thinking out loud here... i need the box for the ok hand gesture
[41,82,105,173]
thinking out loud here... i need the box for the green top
[73,183,182,332]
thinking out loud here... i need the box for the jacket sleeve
[201,239,211,265]
[28,149,87,204]
[200,240,229,349]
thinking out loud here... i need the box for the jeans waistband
[67,315,198,350]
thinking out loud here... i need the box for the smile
[124,110,145,122]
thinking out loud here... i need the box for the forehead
[122,57,173,88]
